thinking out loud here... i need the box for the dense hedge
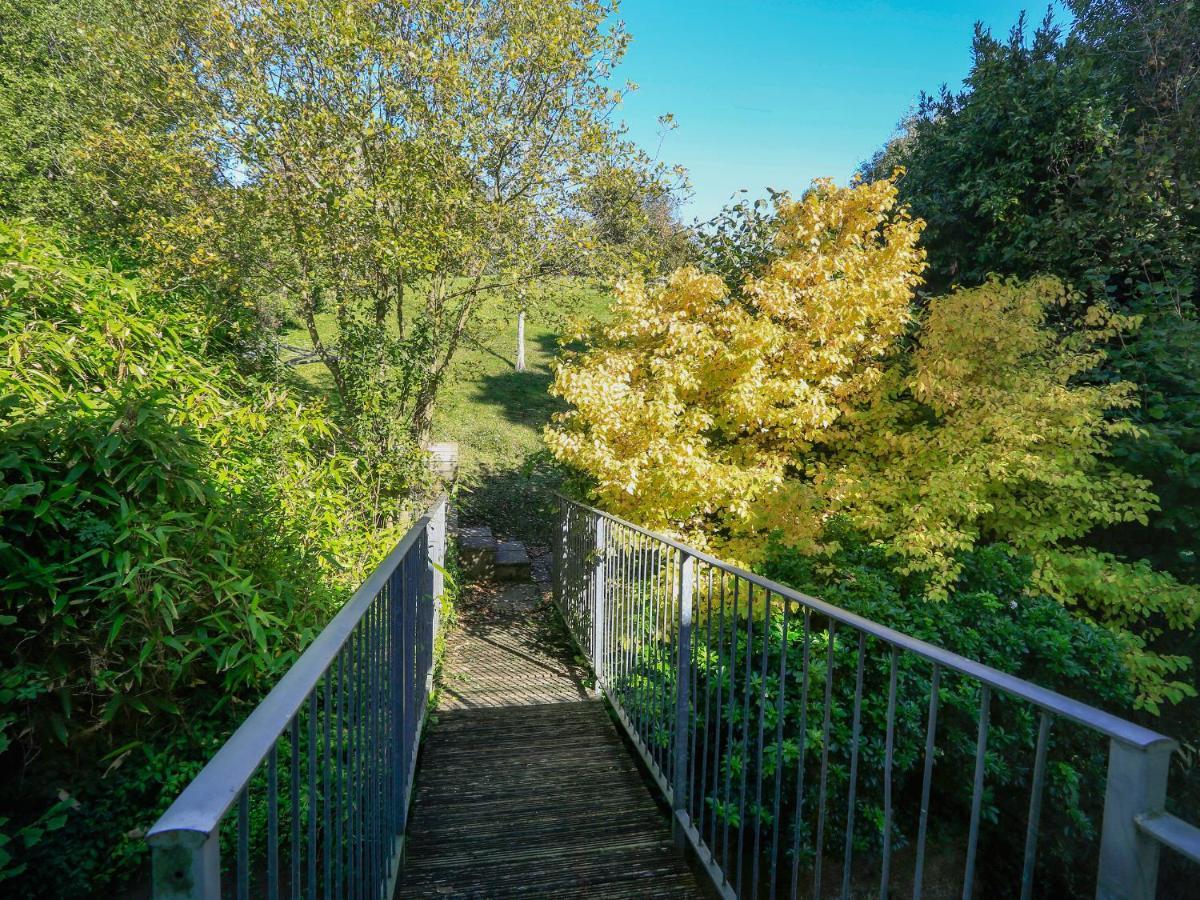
[0,221,395,894]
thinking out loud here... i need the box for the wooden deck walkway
[397,580,705,899]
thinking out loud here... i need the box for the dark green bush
[0,221,395,894]
[611,524,1135,896]
[748,528,1133,896]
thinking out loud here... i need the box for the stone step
[495,540,531,582]
[458,525,496,579]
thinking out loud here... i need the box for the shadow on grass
[468,357,565,431]
[455,453,565,547]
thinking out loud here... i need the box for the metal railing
[147,496,447,900]
[553,495,1200,899]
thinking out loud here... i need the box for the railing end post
[1096,736,1175,900]
[591,513,608,678]
[148,828,220,900]
[672,551,696,850]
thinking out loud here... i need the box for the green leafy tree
[0,220,392,894]
[863,7,1200,587]
[135,0,677,446]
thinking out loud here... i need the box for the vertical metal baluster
[405,549,417,873]
[630,529,640,718]
[308,692,318,900]
[736,581,754,896]
[698,568,715,848]
[721,576,738,876]
[913,663,941,900]
[384,587,393,890]
[624,529,635,729]
[1020,712,1053,900]
[880,647,899,899]
[344,636,354,900]
[392,575,401,884]
[393,567,401,839]
[291,715,301,900]
[573,508,580,630]
[381,590,390,893]
[620,526,629,692]
[573,510,581,633]
[650,541,662,770]
[382,580,392,880]
[354,624,364,900]
[408,543,419,784]
[378,595,387,893]
[654,543,667,771]
[790,610,812,900]
[812,620,837,900]
[335,650,345,900]
[600,528,611,685]
[609,526,619,687]
[752,588,773,895]
[626,531,638,735]
[661,545,673,777]
[396,555,408,846]
[238,787,250,900]
[620,530,632,729]
[962,686,991,900]
[615,527,625,687]
[673,550,695,847]
[769,596,792,896]
[643,533,654,753]
[689,562,702,825]
[376,588,386,892]
[632,531,645,741]
[324,671,332,900]
[366,600,377,896]
[614,528,625,712]
[590,512,599,662]
[841,633,867,900]
[269,741,280,900]
[672,542,681,787]
[711,572,727,868]
[371,594,379,899]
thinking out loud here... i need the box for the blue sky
[613,1,1070,222]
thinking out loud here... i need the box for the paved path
[397,581,705,898]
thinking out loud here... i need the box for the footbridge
[146,496,1199,899]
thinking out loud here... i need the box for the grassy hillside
[279,282,611,542]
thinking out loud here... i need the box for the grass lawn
[279,281,612,543]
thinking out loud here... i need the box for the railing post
[426,496,447,637]
[553,497,565,609]
[672,551,695,849]
[1096,737,1175,899]
[149,829,219,900]
[591,514,607,679]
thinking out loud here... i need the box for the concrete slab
[459,526,496,579]
[495,540,531,581]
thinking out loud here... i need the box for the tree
[547,177,1200,709]
[547,176,926,561]
[862,6,1200,585]
[129,0,675,450]
[0,0,276,369]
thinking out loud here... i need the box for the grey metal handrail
[559,494,1170,753]
[147,495,447,899]
[552,493,1198,900]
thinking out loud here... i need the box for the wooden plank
[396,582,705,898]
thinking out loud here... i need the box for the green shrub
[611,523,1134,895]
[748,528,1132,895]
[0,220,400,894]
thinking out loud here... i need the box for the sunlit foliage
[548,177,1200,710]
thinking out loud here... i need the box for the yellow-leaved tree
[546,177,926,561]
[547,175,1200,710]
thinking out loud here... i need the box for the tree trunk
[515,307,526,372]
